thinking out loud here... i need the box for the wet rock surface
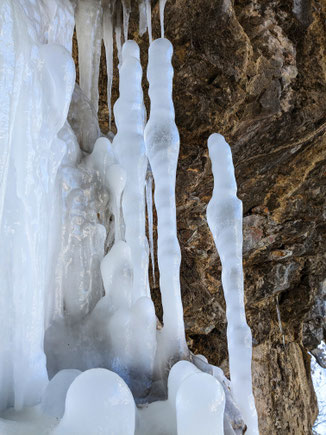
[74,0,326,433]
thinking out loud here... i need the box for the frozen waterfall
[0,0,258,434]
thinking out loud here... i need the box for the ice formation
[0,0,259,434]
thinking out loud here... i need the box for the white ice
[53,369,135,435]
[0,1,259,433]
[145,38,187,361]
[206,133,259,435]
[75,0,103,112]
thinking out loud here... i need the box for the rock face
[75,0,326,433]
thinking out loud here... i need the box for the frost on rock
[0,0,259,434]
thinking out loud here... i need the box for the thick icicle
[144,38,187,359]
[146,170,156,287]
[102,0,116,128]
[75,0,103,112]
[206,133,259,435]
[0,0,75,411]
[113,40,149,301]
[159,0,167,38]
[145,0,152,44]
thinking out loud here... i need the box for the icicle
[146,170,156,287]
[115,2,122,64]
[103,0,116,129]
[112,40,150,301]
[102,0,116,129]
[121,0,131,42]
[145,0,152,44]
[159,0,167,38]
[206,133,259,435]
[144,38,187,360]
[138,0,148,36]
[276,294,285,347]
[75,0,103,113]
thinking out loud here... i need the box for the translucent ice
[41,369,81,418]
[113,41,149,301]
[0,0,75,410]
[159,0,168,38]
[145,38,187,360]
[75,0,102,112]
[102,0,115,128]
[207,133,259,435]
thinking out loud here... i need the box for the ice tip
[149,37,173,57]
[122,40,140,61]
[207,133,231,157]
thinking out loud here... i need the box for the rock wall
[75,0,326,433]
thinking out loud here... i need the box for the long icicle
[159,0,167,38]
[102,0,116,128]
[121,0,131,42]
[206,133,259,435]
[145,0,152,44]
[146,169,156,287]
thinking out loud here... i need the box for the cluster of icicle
[0,0,259,434]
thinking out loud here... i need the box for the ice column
[0,0,75,410]
[206,133,259,435]
[112,41,149,301]
[144,38,187,358]
[75,0,102,112]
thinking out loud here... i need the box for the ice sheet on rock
[206,133,259,435]
[113,40,149,302]
[67,84,100,153]
[145,38,187,360]
[0,0,75,411]
[53,369,136,435]
[75,0,102,112]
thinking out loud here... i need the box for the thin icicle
[159,0,167,38]
[138,0,147,36]
[121,0,131,42]
[276,294,285,347]
[75,0,103,112]
[115,2,122,64]
[145,0,152,44]
[146,170,156,287]
[103,0,116,128]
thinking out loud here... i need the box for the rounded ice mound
[41,369,81,418]
[176,372,225,435]
[148,38,173,61]
[53,368,135,435]
[167,360,200,405]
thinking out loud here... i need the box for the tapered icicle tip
[207,133,232,159]
[122,40,140,61]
